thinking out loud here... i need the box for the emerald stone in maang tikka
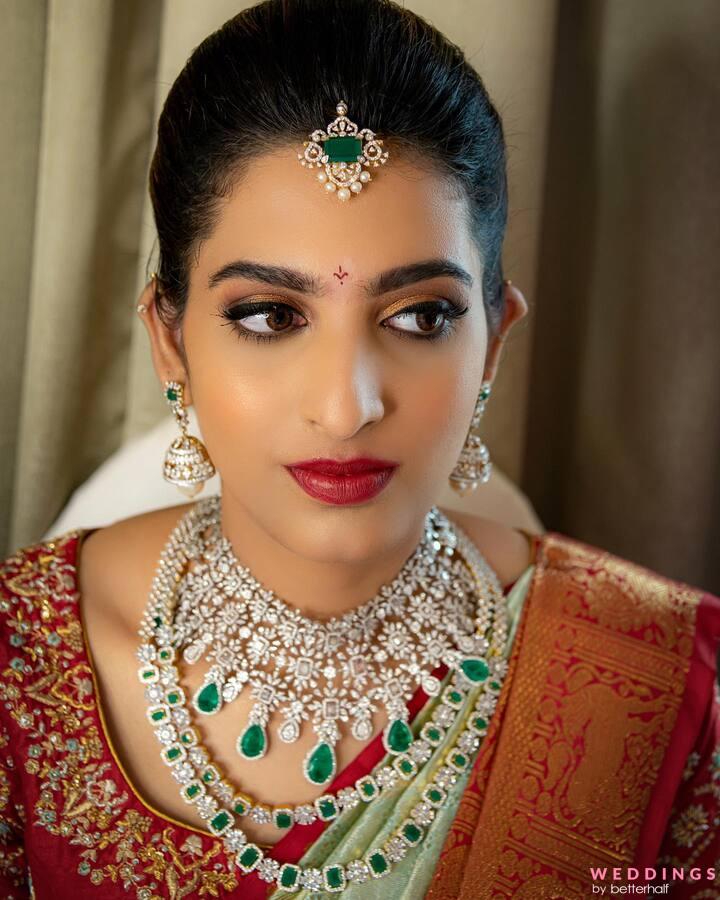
[323,135,362,163]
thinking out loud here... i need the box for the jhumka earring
[448,381,493,495]
[162,381,215,497]
[297,100,389,201]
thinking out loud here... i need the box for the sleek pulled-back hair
[149,0,508,336]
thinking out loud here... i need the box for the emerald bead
[421,724,443,746]
[304,741,335,785]
[185,783,201,799]
[460,657,490,683]
[238,844,260,872]
[427,787,443,804]
[444,689,463,707]
[165,746,181,761]
[323,136,362,163]
[394,756,417,778]
[210,811,231,834]
[166,387,178,401]
[402,821,423,845]
[471,715,488,735]
[279,864,299,888]
[384,718,412,754]
[367,849,388,877]
[201,765,219,784]
[194,681,221,714]
[489,680,502,691]
[233,794,251,815]
[239,723,267,759]
[274,810,292,829]
[324,865,345,890]
[357,776,378,800]
[317,796,338,820]
[150,708,166,722]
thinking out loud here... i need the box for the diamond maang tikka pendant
[298,100,389,201]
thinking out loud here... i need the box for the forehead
[195,147,481,284]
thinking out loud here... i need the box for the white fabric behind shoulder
[43,409,219,539]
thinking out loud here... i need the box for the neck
[218,497,429,619]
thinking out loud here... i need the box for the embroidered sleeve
[656,681,720,896]
[0,709,29,897]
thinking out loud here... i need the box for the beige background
[1,1,718,592]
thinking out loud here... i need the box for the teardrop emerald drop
[194,680,221,714]
[239,723,267,759]
[460,657,490,683]
[385,718,413,753]
[304,741,335,785]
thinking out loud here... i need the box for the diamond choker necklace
[137,496,508,892]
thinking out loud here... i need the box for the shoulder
[437,506,539,589]
[76,501,195,631]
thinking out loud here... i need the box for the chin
[285,491,428,564]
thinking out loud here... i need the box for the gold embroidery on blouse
[0,533,243,896]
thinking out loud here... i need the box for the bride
[1,1,718,897]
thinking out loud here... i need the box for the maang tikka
[448,381,493,495]
[298,100,388,201]
[163,381,216,497]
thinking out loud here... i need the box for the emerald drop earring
[162,381,216,497]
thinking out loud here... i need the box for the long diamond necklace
[137,497,508,892]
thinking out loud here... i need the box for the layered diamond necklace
[136,496,509,892]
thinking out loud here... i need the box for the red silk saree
[0,527,717,898]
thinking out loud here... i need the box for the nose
[299,329,385,440]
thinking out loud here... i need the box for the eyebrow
[207,258,473,295]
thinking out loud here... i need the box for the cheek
[399,366,478,460]
[182,317,282,464]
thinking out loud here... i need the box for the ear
[137,277,195,406]
[482,282,528,384]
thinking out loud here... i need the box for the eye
[220,301,307,343]
[219,297,469,345]
[383,299,469,341]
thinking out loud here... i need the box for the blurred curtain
[524,0,720,592]
[1,0,718,593]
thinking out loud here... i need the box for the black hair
[149,0,507,336]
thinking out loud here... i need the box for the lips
[285,457,398,506]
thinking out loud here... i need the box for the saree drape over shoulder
[0,527,718,898]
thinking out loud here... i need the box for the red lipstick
[285,457,398,506]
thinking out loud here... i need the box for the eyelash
[219,299,469,345]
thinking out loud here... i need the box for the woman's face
[147,148,525,565]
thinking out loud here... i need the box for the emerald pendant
[303,740,336,786]
[237,722,267,760]
[192,679,222,715]
[383,718,413,754]
[459,657,490,684]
